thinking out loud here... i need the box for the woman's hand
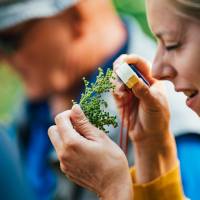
[48,104,133,200]
[113,54,178,184]
[113,54,170,142]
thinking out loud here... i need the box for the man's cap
[0,0,78,31]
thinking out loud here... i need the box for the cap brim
[0,0,77,31]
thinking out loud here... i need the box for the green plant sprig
[73,68,118,133]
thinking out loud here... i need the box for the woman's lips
[183,90,198,98]
[186,91,199,109]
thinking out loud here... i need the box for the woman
[48,0,200,199]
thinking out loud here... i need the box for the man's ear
[61,6,83,39]
[0,50,5,61]
[0,51,8,62]
[0,51,10,65]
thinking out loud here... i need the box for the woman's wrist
[99,166,133,200]
[133,131,177,184]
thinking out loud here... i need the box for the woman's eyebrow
[155,30,177,39]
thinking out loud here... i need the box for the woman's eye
[165,43,180,51]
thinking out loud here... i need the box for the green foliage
[0,64,23,121]
[113,0,153,38]
[74,68,118,133]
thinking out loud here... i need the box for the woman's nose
[152,64,176,81]
[152,55,176,81]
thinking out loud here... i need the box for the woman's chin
[197,110,200,117]
[190,107,200,117]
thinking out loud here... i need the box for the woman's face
[146,0,200,115]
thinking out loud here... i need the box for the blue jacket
[0,128,35,200]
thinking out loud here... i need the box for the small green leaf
[76,68,118,133]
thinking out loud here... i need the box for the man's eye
[165,43,180,51]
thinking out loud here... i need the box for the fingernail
[72,104,82,114]
[114,55,126,66]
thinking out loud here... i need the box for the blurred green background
[0,0,150,121]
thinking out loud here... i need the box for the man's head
[0,0,120,100]
[0,0,80,99]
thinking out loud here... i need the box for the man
[0,0,200,199]
[0,1,133,199]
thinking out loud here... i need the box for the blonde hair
[169,0,200,21]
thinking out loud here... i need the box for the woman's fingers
[55,110,76,140]
[48,125,63,153]
[132,78,158,107]
[132,78,169,115]
[70,104,101,140]
[113,54,155,84]
[112,71,131,99]
[50,106,102,153]
[113,54,166,111]
[132,78,151,102]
